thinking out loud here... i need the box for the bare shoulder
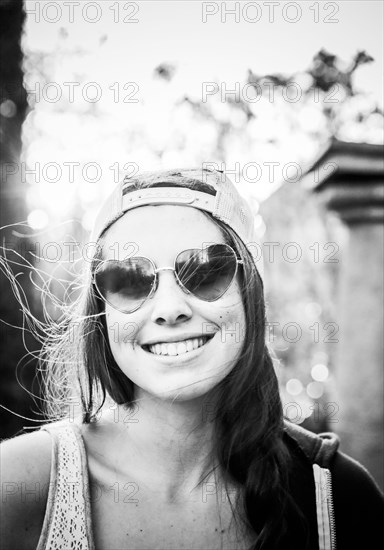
[0,428,53,550]
[1,428,52,482]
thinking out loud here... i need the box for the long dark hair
[25,176,307,549]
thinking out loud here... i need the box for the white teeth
[167,343,177,356]
[147,337,209,356]
[176,342,187,355]
[161,343,168,355]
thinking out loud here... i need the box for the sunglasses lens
[94,258,155,312]
[176,244,238,301]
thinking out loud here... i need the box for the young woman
[1,168,383,550]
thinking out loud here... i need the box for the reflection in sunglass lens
[94,244,239,313]
[176,244,237,300]
[95,258,155,312]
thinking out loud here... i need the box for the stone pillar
[306,139,384,489]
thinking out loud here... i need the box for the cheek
[105,310,140,352]
[214,290,246,351]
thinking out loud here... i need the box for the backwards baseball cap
[91,167,262,275]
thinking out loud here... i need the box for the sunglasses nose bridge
[154,266,188,293]
[150,266,193,310]
[154,266,175,274]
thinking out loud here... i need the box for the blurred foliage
[0,0,28,161]
[0,0,42,439]
[173,48,382,153]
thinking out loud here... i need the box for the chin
[133,375,224,404]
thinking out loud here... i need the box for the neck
[102,389,220,499]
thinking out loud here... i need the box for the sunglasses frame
[93,243,243,314]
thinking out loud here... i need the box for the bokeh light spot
[27,209,49,230]
[286,378,303,396]
[0,99,17,118]
[311,363,329,382]
[306,381,324,399]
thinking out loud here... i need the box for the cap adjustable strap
[121,187,216,214]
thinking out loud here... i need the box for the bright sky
[25,0,383,104]
[22,0,383,228]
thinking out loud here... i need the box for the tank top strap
[36,422,95,550]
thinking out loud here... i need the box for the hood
[284,420,340,468]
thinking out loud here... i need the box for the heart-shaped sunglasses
[93,243,243,313]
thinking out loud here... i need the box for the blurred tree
[0,0,41,439]
[0,0,27,158]
[175,48,382,149]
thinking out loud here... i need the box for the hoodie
[283,420,384,550]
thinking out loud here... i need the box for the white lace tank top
[36,423,95,550]
[35,423,334,550]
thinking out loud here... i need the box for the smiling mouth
[142,335,214,357]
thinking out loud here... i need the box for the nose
[150,269,193,325]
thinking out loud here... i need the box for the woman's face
[101,204,246,402]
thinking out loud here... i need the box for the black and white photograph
[1,1,383,549]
